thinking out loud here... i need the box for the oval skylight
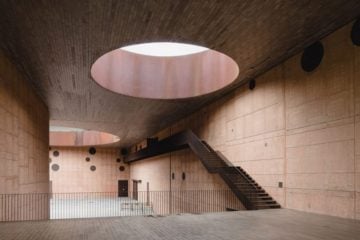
[121,42,208,57]
[50,126,120,146]
[91,43,239,99]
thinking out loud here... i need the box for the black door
[133,180,138,200]
[118,180,128,197]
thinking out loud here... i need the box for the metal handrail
[186,130,259,191]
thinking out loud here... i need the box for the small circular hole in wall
[116,158,121,163]
[119,166,125,171]
[85,157,90,162]
[248,79,256,90]
[89,147,96,155]
[351,19,360,46]
[53,151,60,157]
[301,41,324,72]
[90,165,96,171]
[51,164,60,171]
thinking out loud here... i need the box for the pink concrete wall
[49,147,129,193]
[0,50,49,221]
[283,24,357,219]
[130,155,170,192]
[130,21,360,219]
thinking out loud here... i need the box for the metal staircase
[125,130,281,210]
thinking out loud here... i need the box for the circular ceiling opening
[49,126,120,147]
[91,42,239,99]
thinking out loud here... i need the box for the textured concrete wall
[130,21,360,219]
[49,147,129,193]
[0,50,49,220]
[283,23,357,219]
[130,155,170,192]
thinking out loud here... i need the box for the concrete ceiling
[0,0,359,147]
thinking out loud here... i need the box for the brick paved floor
[0,209,359,240]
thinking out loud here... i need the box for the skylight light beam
[121,42,208,57]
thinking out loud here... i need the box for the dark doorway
[133,180,138,200]
[118,180,128,197]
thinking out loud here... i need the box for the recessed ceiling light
[120,42,208,57]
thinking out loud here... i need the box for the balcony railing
[0,190,243,222]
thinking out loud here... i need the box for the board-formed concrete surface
[0,209,359,240]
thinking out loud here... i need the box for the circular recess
[86,157,90,162]
[49,126,120,147]
[51,164,60,171]
[90,165,96,171]
[248,79,256,90]
[119,166,125,171]
[91,42,239,99]
[301,41,324,72]
[53,151,59,157]
[351,19,360,46]
[116,158,121,163]
[89,147,96,155]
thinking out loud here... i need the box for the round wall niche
[90,165,96,171]
[351,19,360,46]
[301,41,324,72]
[89,147,96,155]
[51,164,60,171]
[248,79,256,90]
[91,42,239,99]
[49,126,120,147]
[53,150,60,157]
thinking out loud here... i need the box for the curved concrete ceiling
[0,0,359,147]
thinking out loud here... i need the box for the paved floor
[0,209,359,240]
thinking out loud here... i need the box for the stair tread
[247,196,272,200]
[254,204,278,207]
[251,199,276,203]
[255,203,281,207]
[239,189,265,191]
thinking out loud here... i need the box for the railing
[0,190,243,222]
